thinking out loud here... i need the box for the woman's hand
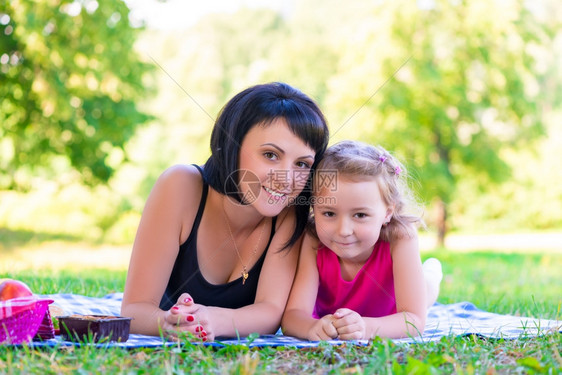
[331,308,366,340]
[163,293,215,341]
[307,314,339,341]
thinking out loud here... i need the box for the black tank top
[159,165,277,310]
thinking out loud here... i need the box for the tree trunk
[435,199,447,248]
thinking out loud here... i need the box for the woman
[121,82,329,341]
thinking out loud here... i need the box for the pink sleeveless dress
[313,240,396,318]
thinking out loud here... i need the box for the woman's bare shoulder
[159,164,202,182]
[148,164,204,211]
[145,164,205,243]
[154,164,202,192]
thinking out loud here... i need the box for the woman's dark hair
[203,82,329,250]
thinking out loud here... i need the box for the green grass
[1,269,127,297]
[0,228,82,255]
[1,250,561,374]
[432,251,561,319]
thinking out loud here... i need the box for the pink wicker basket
[0,297,53,344]
[35,307,56,340]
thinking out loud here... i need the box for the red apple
[0,279,33,301]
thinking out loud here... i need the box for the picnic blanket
[27,293,561,348]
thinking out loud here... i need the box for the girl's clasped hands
[310,308,367,341]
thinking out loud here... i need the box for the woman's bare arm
[121,165,202,336]
[196,209,301,338]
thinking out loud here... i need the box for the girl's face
[313,176,393,263]
[238,117,316,217]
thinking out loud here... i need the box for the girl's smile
[313,176,393,263]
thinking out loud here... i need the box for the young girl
[282,140,442,341]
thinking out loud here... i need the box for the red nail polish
[202,337,207,342]
[171,306,179,311]
[184,297,192,303]
[186,315,194,322]
[200,331,207,337]
[195,325,202,332]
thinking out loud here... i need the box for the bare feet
[422,258,443,307]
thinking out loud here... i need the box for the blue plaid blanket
[30,293,560,348]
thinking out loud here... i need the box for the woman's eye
[296,161,311,169]
[264,151,278,160]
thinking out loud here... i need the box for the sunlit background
[1,0,561,270]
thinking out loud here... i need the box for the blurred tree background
[1,0,561,248]
[1,0,152,189]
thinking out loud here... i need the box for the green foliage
[451,115,562,231]
[0,182,141,244]
[1,1,561,242]
[0,0,152,189]
[323,0,561,229]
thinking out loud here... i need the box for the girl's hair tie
[394,166,402,176]
[379,155,387,163]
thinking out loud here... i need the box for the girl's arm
[281,234,339,340]
[336,234,427,339]
[121,165,203,336]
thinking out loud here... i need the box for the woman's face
[237,118,316,217]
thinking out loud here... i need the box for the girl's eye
[355,213,368,219]
[322,211,335,218]
[264,151,278,160]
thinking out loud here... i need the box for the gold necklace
[222,203,267,285]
